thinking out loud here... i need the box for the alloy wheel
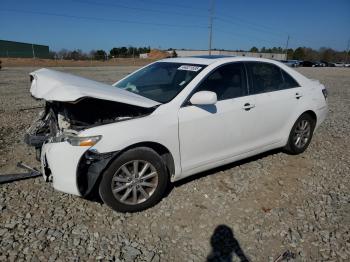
[293,119,311,148]
[111,160,158,205]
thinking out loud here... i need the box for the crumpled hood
[29,68,160,108]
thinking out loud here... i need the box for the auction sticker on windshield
[177,65,202,72]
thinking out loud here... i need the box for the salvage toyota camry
[25,56,328,212]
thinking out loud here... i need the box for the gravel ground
[0,66,349,261]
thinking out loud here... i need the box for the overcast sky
[0,0,349,52]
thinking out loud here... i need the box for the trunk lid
[29,68,160,108]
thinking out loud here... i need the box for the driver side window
[195,63,247,101]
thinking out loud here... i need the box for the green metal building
[0,40,50,58]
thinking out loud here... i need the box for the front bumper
[41,142,89,196]
[41,141,118,197]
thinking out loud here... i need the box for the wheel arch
[77,141,175,198]
[283,109,317,155]
[116,141,176,178]
[282,109,318,148]
[303,110,317,124]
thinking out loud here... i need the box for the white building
[173,49,287,60]
[139,53,149,59]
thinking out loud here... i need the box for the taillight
[322,88,328,100]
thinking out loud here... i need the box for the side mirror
[190,91,217,105]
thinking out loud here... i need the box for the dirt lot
[0,58,155,67]
[0,66,349,261]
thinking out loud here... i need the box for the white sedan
[26,56,328,212]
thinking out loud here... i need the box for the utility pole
[31,44,36,59]
[345,38,350,64]
[208,0,215,56]
[284,35,290,60]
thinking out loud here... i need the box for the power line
[216,17,287,39]
[0,9,208,29]
[215,28,284,47]
[73,0,208,19]
[73,1,289,46]
[216,11,287,36]
[131,0,209,12]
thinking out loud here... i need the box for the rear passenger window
[280,70,300,89]
[247,62,284,94]
[195,63,247,101]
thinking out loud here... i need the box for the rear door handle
[295,93,303,99]
[243,103,255,111]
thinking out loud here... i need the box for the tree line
[248,46,349,62]
[49,46,349,62]
[49,46,151,60]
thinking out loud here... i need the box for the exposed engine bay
[24,97,155,150]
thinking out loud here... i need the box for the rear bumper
[315,105,328,129]
[41,142,89,196]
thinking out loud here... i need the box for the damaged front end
[24,68,159,196]
[25,98,155,156]
[25,98,156,195]
[24,103,59,158]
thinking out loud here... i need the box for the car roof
[159,56,281,65]
[191,55,235,59]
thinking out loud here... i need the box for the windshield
[114,62,206,103]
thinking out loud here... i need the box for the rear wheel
[99,147,168,212]
[284,113,316,155]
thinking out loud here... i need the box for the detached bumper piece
[0,162,41,184]
[0,171,41,184]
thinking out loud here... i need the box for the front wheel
[99,147,169,213]
[284,113,316,155]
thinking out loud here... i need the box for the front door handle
[295,93,303,99]
[243,103,255,111]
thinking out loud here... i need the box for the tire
[284,113,316,155]
[99,147,169,213]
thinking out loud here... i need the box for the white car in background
[334,62,346,67]
[26,56,328,212]
[279,59,300,67]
